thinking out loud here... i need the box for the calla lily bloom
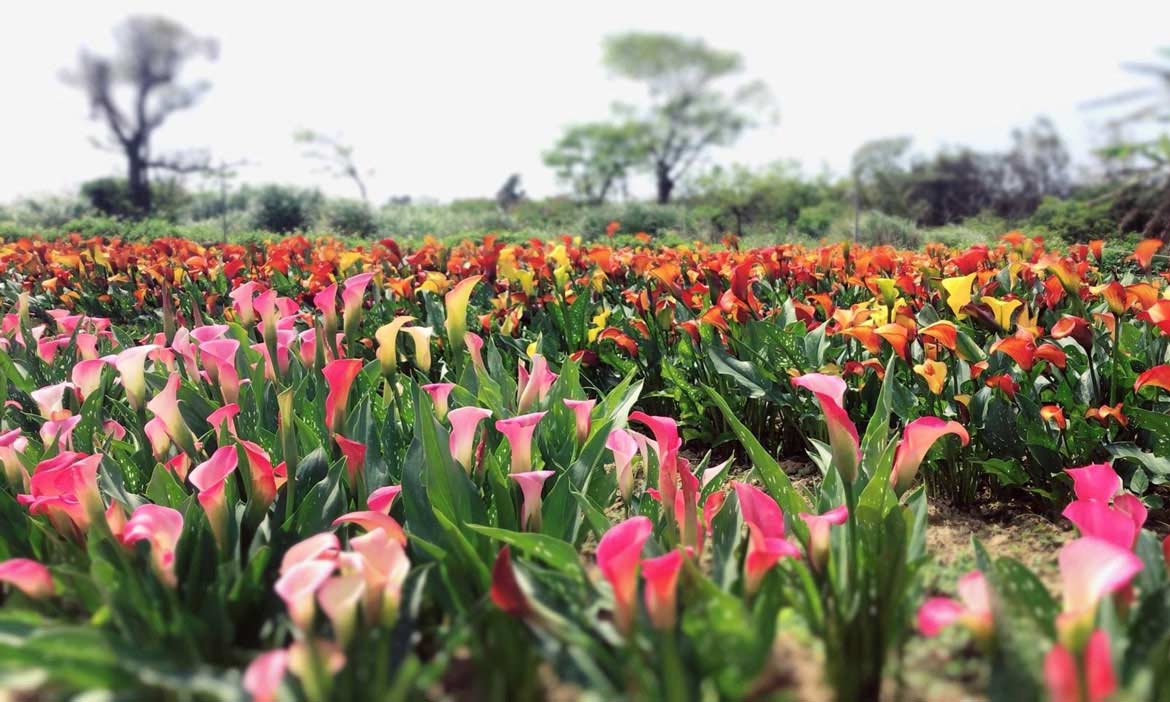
[919,320,958,350]
[799,505,849,573]
[421,383,455,421]
[275,559,336,631]
[189,446,238,549]
[1041,405,1067,430]
[791,373,860,483]
[940,273,976,318]
[1065,461,1120,502]
[1063,500,1141,550]
[1131,238,1164,270]
[890,417,970,495]
[1058,537,1143,642]
[509,470,554,531]
[563,399,596,444]
[243,650,289,702]
[606,428,639,502]
[120,504,183,587]
[465,332,487,375]
[323,358,363,434]
[1085,404,1127,428]
[449,406,492,473]
[444,275,482,353]
[31,382,76,420]
[348,527,411,625]
[982,297,1023,332]
[642,550,683,631]
[496,412,547,474]
[367,485,402,514]
[597,516,652,636]
[733,482,801,594]
[280,532,340,575]
[374,316,414,376]
[629,412,683,513]
[318,574,365,646]
[913,360,947,395]
[0,429,29,489]
[917,570,993,642]
[19,452,103,539]
[314,283,339,338]
[0,558,53,599]
[333,434,367,488]
[332,511,408,545]
[402,326,434,374]
[1134,365,1170,395]
[517,354,557,413]
[341,272,374,336]
[490,546,534,619]
[114,344,160,411]
[146,375,198,457]
[238,439,279,511]
[72,359,109,401]
[990,334,1036,371]
[228,282,259,327]
[1045,629,1116,702]
[207,403,241,439]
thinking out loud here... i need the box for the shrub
[1027,195,1116,242]
[327,200,378,237]
[252,185,323,233]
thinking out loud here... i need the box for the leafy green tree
[603,33,774,204]
[689,161,828,237]
[543,122,648,204]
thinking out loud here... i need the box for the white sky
[1,0,1168,204]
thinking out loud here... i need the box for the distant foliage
[252,185,323,233]
[327,199,378,237]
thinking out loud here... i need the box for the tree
[294,130,372,204]
[496,174,525,212]
[543,122,648,204]
[850,137,914,237]
[999,117,1071,218]
[65,16,217,217]
[603,33,774,204]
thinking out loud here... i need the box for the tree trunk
[656,163,674,204]
[127,148,152,217]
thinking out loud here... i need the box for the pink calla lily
[1045,629,1115,702]
[421,383,456,421]
[243,649,289,702]
[606,429,638,502]
[114,344,159,411]
[449,406,492,473]
[72,359,109,401]
[509,470,555,531]
[496,412,547,474]
[367,485,402,514]
[799,505,849,573]
[281,533,340,575]
[734,481,801,593]
[341,272,374,336]
[630,412,682,515]
[318,574,365,646]
[1066,463,1121,502]
[1058,536,1143,641]
[332,511,407,546]
[146,374,198,457]
[917,570,993,641]
[0,429,29,489]
[890,417,970,495]
[465,332,486,375]
[333,434,367,488]
[641,550,683,631]
[189,446,239,549]
[275,559,336,631]
[323,358,363,434]
[563,399,596,445]
[792,373,861,483]
[0,558,53,599]
[120,504,183,587]
[597,516,652,636]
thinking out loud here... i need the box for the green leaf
[465,524,584,580]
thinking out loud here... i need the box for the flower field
[0,231,1168,701]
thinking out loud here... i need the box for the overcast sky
[2,0,1168,204]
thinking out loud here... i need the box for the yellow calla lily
[874,278,899,307]
[375,315,415,376]
[444,275,482,352]
[982,297,1022,332]
[913,360,948,395]
[941,273,977,318]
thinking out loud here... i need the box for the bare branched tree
[64,16,218,217]
[295,130,372,204]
